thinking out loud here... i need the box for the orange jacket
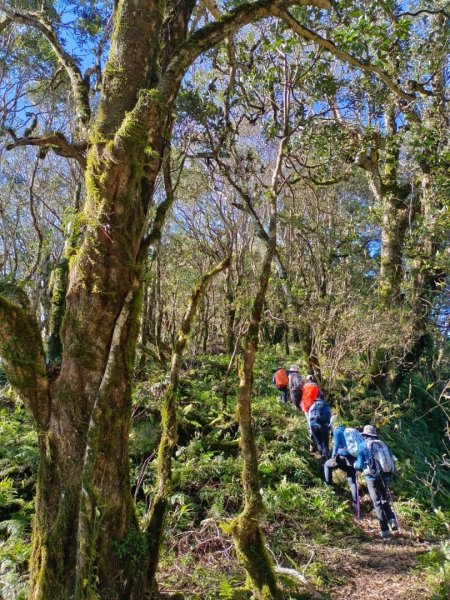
[301,382,319,413]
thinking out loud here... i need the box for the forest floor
[158,493,439,600]
[324,508,435,600]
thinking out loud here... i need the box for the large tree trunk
[378,107,413,306]
[23,1,193,595]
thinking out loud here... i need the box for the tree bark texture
[46,258,69,364]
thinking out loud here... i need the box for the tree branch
[6,132,87,169]
[160,0,331,104]
[398,9,449,18]
[0,2,91,127]
[111,1,330,157]
[274,567,326,599]
[274,8,417,104]
[0,15,11,32]
[0,282,50,431]
[141,146,178,254]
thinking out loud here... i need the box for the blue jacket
[331,425,349,458]
[354,440,392,482]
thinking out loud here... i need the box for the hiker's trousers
[310,422,329,458]
[289,387,302,410]
[324,455,358,503]
[366,476,396,533]
[276,385,288,403]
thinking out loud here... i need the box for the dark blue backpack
[309,399,331,425]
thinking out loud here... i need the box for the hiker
[355,424,398,539]
[288,365,303,410]
[308,392,331,460]
[300,374,320,450]
[272,367,289,403]
[324,416,360,507]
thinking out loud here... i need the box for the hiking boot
[389,518,399,531]
[381,530,392,539]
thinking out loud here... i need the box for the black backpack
[309,399,331,425]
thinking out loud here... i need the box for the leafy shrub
[416,541,450,599]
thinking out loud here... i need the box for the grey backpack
[366,439,395,476]
[289,372,302,389]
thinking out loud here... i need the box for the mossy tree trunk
[353,110,417,393]
[144,257,230,590]
[393,27,448,390]
[46,258,68,364]
[229,125,288,598]
[378,106,415,306]
[0,3,333,598]
[230,191,279,598]
[225,262,237,354]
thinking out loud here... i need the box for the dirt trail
[327,512,434,600]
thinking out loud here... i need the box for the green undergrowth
[0,347,448,599]
[0,393,37,600]
[135,349,449,598]
[415,541,450,599]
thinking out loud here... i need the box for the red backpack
[301,383,319,412]
[274,369,289,387]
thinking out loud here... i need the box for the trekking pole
[381,477,401,533]
[386,482,401,533]
[354,472,361,521]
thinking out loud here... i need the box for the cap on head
[306,374,314,381]
[362,424,378,438]
[290,365,299,372]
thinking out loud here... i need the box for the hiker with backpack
[324,416,361,510]
[354,425,398,539]
[308,392,331,461]
[288,365,303,410]
[272,367,289,403]
[300,374,320,451]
